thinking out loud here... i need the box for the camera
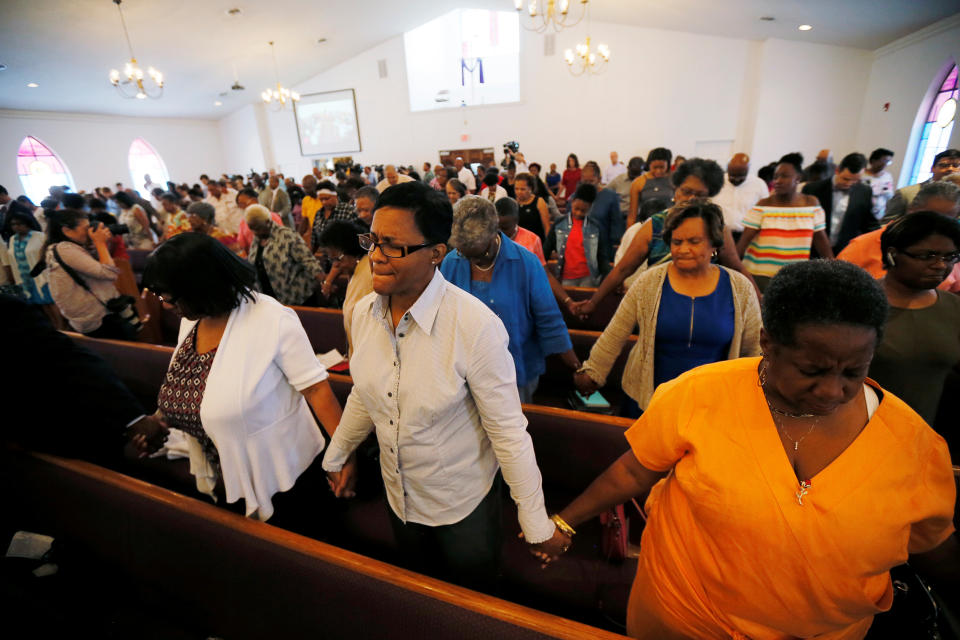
[502,141,520,168]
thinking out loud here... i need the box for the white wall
[251,21,876,177]
[750,39,872,168]
[218,104,266,177]
[0,109,223,197]
[260,22,760,177]
[855,14,960,186]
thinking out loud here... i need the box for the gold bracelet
[550,514,576,537]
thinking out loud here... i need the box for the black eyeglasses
[899,249,960,265]
[358,233,432,259]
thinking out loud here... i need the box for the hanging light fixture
[563,1,609,77]
[108,0,163,99]
[564,36,610,76]
[261,41,300,109]
[514,0,589,33]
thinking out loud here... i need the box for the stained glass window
[16,136,76,204]
[128,137,170,193]
[909,64,958,184]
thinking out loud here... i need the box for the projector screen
[293,89,362,156]
[404,9,520,112]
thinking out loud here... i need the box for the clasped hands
[520,526,573,568]
[128,413,170,458]
[325,453,358,499]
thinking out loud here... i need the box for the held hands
[128,415,170,458]
[326,453,357,498]
[520,526,572,568]
[573,370,599,395]
[568,299,596,320]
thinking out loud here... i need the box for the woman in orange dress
[539,260,957,639]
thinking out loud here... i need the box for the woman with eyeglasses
[143,232,351,536]
[575,200,761,418]
[868,211,960,425]
[322,182,569,592]
[571,158,757,320]
[317,220,373,356]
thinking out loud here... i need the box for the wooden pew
[3,449,627,640]
[127,247,151,288]
[65,334,638,625]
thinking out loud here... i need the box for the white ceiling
[1,0,957,120]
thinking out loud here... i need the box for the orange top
[837,225,960,292]
[625,357,955,639]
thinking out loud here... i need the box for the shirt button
[398,333,405,338]
[387,392,392,397]
[389,419,393,425]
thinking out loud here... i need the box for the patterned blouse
[248,221,324,305]
[741,205,826,279]
[311,202,359,251]
[157,323,220,471]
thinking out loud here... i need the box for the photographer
[44,208,131,339]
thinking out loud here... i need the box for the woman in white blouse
[143,232,352,533]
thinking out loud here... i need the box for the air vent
[759,16,775,21]
[377,59,388,79]
[544,34,555,56]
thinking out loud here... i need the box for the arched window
[908,63,958,185]
[128,137,170,193]
[16,136,76,204]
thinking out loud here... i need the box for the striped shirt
[742,205,825,278]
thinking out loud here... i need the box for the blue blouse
[654,268,735,387]
[440,232,573,386]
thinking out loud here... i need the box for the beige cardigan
[582,263,762,409]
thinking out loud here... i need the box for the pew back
[3,450,626,640]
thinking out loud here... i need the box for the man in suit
[882,148,960,223]
[258,174,293,228]
[802,152,877,254]
[0,294,168,463]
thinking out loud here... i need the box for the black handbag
[52,245,143,339]
[866,564,943,639]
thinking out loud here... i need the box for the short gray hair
[913,179,960,209]
[244,204,272,225]
[186,201,215,223]
[449,196,498,250]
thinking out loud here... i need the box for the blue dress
[653,268,735,387]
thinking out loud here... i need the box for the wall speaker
[544,34,555,57]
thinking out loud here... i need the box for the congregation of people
[3,141,959,639]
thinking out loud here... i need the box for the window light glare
[26,82,39,88]
[798,24,813,31]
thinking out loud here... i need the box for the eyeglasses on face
[357,233,432,259]
[676,187,709,199]
[899,249,960,265]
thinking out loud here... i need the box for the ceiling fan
[218,63,246,98]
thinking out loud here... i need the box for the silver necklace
[767,403,820,451]
[472,236,501,272]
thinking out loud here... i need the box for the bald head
[727,153,751,186]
